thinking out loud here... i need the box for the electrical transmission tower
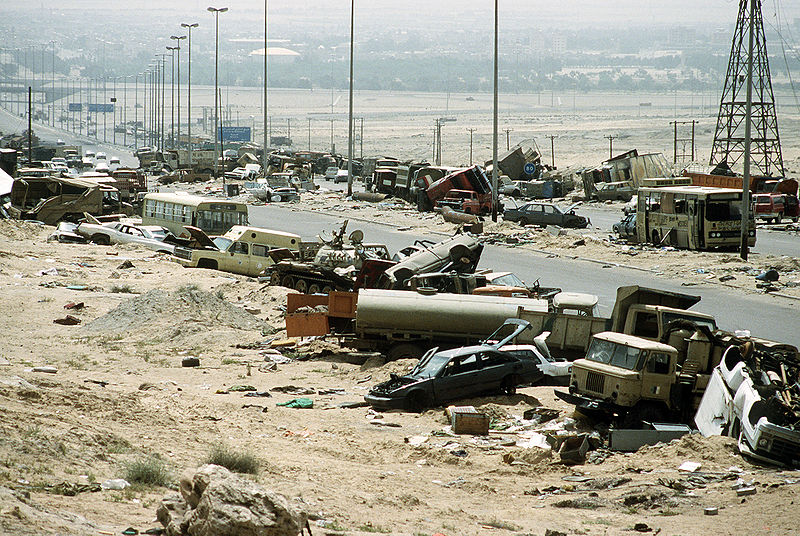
[710,0,784,176]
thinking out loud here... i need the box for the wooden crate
[285,312,329,337]
[447,406,489,435]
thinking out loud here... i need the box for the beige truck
[173,226,302,277]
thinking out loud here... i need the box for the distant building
[248,47,301,64]
[551,35,566,54]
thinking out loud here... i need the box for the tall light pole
[166,46,177,148]
[208,6,228,183]
[262,1,268,172]
[346,0,355,197]
[491,0,499,222]
[181,22,198,166]
[171,35,186,164]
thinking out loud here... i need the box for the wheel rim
[294,279,308,293]
[308,283,321,294]
[280,275,294,288]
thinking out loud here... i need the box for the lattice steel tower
[710,0,784,176]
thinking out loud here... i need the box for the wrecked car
[503,202,589,229]
[612,213,637,241]
[365,319,541,411]
[75,218,179,254]
[500,332,572,386]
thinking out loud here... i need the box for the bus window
[706,202,742,221]
[661,193,674,214]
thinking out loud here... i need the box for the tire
[651,231,660,245]
[308,283,322,295]
[201,168,213,175]
[321,285,333,294]
[196,258,218,270]
[387,343,424,361]
[776,213,783,224]
[520,218,529,226]
[280,275,294,288]
[621,402,668,429]
[91,234,110,245]
[294,278,309,293]
[500,375,518,396]
[405,390,428,413]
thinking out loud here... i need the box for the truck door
[640,351,673,404]
[226,241,252,275]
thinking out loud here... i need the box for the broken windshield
[585,338,644,371]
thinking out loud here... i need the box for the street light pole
[181,23,199,166]
[346,0,355,197]
[262,0,268,172]
[491,0,499,222]
[208,6,228,184]
[171,35,186,165]
[166,46,177,148]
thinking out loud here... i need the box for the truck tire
[308,283,322,295]
[387,343,424,361]
[196,258,218,270]
[91,234,110,245]
[280,275,294,288]
[406,390,428,412]
[201,168,213,175]
[621,401,668,429]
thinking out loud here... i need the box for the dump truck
[554,287,794,427]
[345,284,715,363]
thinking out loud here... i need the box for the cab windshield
[585,338,644,371]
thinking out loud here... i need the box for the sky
[8,0,800,28]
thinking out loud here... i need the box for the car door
[479,351,527,388]
[223,241,251,275]
[525,204,544,224]
[432,353,484,402]
[542,204,560,225]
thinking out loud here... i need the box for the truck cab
[561,332,681,424]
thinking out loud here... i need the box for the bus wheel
[651,230,660,245]
[308,283,322,295]
[280,275,294,288]
[387,343,424,361]
[294,279,309,293]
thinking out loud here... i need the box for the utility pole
[182,22,199,166]
[741,0,756,261]
[546,134,557,168]
[467,127,476,165]
[504,128,512,151]
[605,135,615,159]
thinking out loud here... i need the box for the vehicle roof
[640,185,743,195]
[224,226,301,241]
[553,292,598,309]
[593,331,678,352]
[143,192,247,208]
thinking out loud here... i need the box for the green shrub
[206,444,259,475]
[123,456,171,487]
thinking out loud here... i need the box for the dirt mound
[603,433,743,473]
[84,286,265,335]
[0,220,49,241]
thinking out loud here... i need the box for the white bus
[636,185,755,250]
[141,192,248,237]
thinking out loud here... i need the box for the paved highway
[249,203,800,346]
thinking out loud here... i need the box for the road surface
[249,202,799,346]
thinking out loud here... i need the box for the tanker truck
[344,285,715,362]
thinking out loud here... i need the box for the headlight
[757,436,772,450]
[749,230,755,236]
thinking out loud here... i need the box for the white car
[75,221,177,254]
[96,152,107,161]
[499,332,572,385]
[324,166,339,180]
[109,156,121,165]
[334,169,350,183]
[85,150,96,159]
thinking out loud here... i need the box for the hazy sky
[8,0,800,27]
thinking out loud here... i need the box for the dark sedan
[503,202,590,228]
[365,319,542,411]
[612,213,637,241]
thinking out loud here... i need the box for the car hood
[369,374,431,396]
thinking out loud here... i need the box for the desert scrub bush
[206,444,259,475]
[122,456,171,487]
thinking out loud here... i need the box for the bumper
[364,394,408,410]
[554,389,624,416]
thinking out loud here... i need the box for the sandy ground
[1,217,800,536]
